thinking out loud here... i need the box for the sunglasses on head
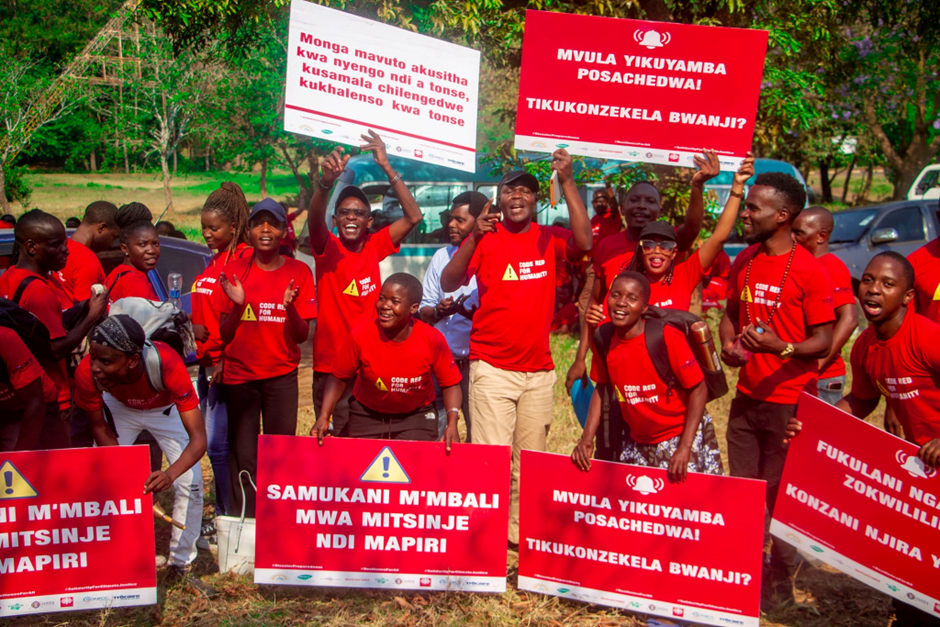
[640,239,677,253]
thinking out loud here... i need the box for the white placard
[285,0,481,172]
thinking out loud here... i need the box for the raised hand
[552,148,574,184]
[733,151,755,188]
[360,130,389,168]
[320,146,350,186]
[283,279,299,309]
[691,149,721,188]
[219,272,245,307]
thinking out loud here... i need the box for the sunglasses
[336,208,370,219]
[640,239,677,253]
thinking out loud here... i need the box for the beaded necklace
[743,243,796,327]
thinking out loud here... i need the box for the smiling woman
[105,203,160,302]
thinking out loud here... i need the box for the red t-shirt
[105,263,158,302]
[465,223,572,371]
[702,250,732,311]
[0,327,58,411]
[599,325,704,445]
[313,228,398,372]
[191,244,252,366]
[551,302,579,332]
[215,256,318,384]
[591,212,622,248]
[728,244,835,403]
[74,341,199,413]
[817,252,856,379]
[593,232,640,300]
[907,239,940,323]
[850,310,940,446]
[58,238,106,302]
[648,249,707,311]
[333,319,461,414]
[0,268,70,410]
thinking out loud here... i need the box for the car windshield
[831,209,879,243]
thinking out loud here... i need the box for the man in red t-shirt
[701,249,731,312]
[0,327,58,451]
[441,149,592,545]
[566,151,722,393]
[792,206,858,405]
[718,173,834,606]
[907,199,940,322]
[58,200,118,302]
[76,315,214,596]
[576,186,623,326]
[306,131,424,436]
[0,210,108,449]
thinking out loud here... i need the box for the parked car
[829,200,939,292]
[0,230,213,363]
[907,164,940,201]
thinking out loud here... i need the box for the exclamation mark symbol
[4,471,13,495]
[382,457,390,479]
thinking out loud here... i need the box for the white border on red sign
[514,133,745,171]
[0,587,156,617]
[771,520,940,616]
[255,568,505,592]
[519,575,757,627]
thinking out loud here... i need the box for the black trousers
[226,370,298,518]
[347,397,438,442]
[726,394,799,578]
[313,371,354,437]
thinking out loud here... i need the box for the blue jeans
[817,375,846,406]
[198,366,230,517]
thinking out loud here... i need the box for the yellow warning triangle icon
[932,283,940,301]
[503,264,519,281]
[360,446,411,484]
[615,387,626,403]
[374,378,389,392]
[241,303,257,322]
[343,280,360,297]
[0,461,38,500]
[741,286,753,303]
[876,381,890,397]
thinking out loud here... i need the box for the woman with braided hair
[104,202,160,302]
[190,182,251,523]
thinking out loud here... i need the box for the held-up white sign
[285,0,481,172]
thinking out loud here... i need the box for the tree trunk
[260,158,269,198]
[90,148,97,172]
[840,155,857,205]
[161,152,172,207]
[172,150,178,176]
[123,141,130,174]
[205,149,210,172]
[819,161,833,203]
[892,162,922,201]
[856,163,874,206]
[0,167,10,214]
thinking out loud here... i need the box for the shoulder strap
[12,275,39,305]
[142,341,165,393]
[644,318,679,398]
[106,270,132,292]
[592,322,616,363]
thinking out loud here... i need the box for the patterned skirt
[620,413,724,475]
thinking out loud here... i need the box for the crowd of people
[1,131,938,624]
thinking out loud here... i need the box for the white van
[907,164,940,201]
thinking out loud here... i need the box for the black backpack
[0,297,57,382]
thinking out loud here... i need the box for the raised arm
[360,131,423,245]
[697,152,753,271]
[307,146,349,256]
[674,150,722,251]
[553,149,592,260]
[441,200,496,292]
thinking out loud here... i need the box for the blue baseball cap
[248,198,287,223]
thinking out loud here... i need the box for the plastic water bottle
[167,273,182,309]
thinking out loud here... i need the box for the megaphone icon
[900,455,934,479]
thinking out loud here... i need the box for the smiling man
[440,149,592,547]
[306,131,424,437]
[718,172,834,608]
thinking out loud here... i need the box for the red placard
[0,446,156,617]
[771,393,940,616]
[254,435,510,591]
[518,450,764,627]
[514,10,768,170]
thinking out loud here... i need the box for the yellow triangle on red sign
[241,303,257,322]
[343,280,360,297]
[503,264,519,281]
[374,378,389,392]
[741,286,753,303]
[0,461,38,500]
[932,283,940,301]
[360,446,411,484]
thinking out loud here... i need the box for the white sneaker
[155,555,168,568]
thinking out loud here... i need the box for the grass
[6,316,897,627]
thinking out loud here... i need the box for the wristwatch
[729,189,745,199]
[779,343,795,360]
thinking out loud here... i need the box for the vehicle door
[866,204,928,258]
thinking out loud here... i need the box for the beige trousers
[469,359,556,544]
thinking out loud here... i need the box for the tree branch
[864,98,903,172]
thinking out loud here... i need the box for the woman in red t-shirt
[217,199,318,517]
[312,273,463,448]
[191,182,251,520]
[105,202,160,302]
[572,272,721,482]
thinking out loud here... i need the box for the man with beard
[441,149,592,547]
[566,151,723,392]
[718,172,834,608]
[419,191,488,441]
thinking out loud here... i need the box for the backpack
[141,341,166,392]
[109,297,195,360]
[0,297,57,382]
[591,322,625,462]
